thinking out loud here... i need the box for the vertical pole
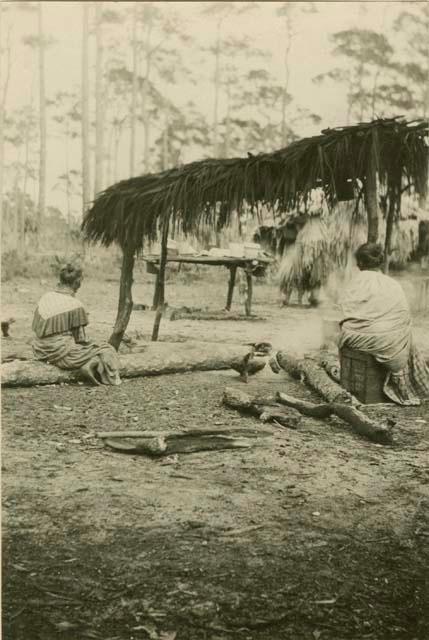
[383,200,395,274]
[152,267,160,310]
[152,215,170,341]
[225,265,237,311]
[245,270,253,317]
[364,134,379,244]
[109,243,135,351]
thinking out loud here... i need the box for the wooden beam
[109,243,135,351]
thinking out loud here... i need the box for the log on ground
[272,351,355,404]
[1,342,257,387]
[222,387,302,429]
[277,392,394,445]
[101,427,273,457]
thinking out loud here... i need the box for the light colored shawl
[339,270,411,372]
[32,289,88,339]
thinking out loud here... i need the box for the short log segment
[1,342,256,387]
[222,387,302,429]
[277,392,394,445]
[272,351,355,404]
[100,426,272,457]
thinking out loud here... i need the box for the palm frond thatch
[278,216,331,295]
[82,117,428,251]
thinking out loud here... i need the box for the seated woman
[32,263,121,386]
[339,242,429,406]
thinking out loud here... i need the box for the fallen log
[169,310,266,322]
[98,427,272,439]
[1,342,258,388]
[222,387,302,429]
[102,428,271,457]
[271,351,356,404]
[277,392,394,445]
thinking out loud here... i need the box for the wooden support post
[109,243,136,351]
[364,140,379,243]
[152,215,170,342]
[152,270,161,310]
[245,270,253,317]
[383,199,395,274]
[225,265,237,311]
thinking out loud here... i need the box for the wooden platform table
[142,254,272,317]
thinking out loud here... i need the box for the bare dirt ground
[2,266,429,640]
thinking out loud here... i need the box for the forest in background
[0,1,428,262]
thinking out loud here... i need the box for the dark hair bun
[355,243,384,269]
[59,263,82,285]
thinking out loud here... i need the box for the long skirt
[33,333,121,385]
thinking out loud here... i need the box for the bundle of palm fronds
[389,219,419,270]
[326,202,367,267]
[278,216,331,297]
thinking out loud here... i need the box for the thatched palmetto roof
[82,117,428,251]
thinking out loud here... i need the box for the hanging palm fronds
[388,219,420,270]
[326,202,367,268]
[82,117,428,251]
[278,216,331,301]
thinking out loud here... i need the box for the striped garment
[32,288,120,385]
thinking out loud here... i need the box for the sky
[1,0,409,217]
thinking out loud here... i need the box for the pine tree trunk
[0,4,4,218]
[129,1,138,175]
[224,81,231,158]
[162,109,169,170]
[213,24,221,157]
[37,2,47,248]
[0,8,12,227]
[94,2,105,195]
[81,1,91,217]
[281,11,292,146]
[141,19,153,173]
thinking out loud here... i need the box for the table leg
[225,266,237,311]
[245,272,253,316]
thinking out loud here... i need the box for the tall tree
[94,2,105,195]
[276,3,293,146]
[37,1,47,246]
[392,3,429,118]
[0,4,12,219]
[201,2,239,157]
[313,28,394,122]
[276,2,317,145]
[81,1,91,217]
[129,1,138,175]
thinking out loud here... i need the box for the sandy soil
[2,269,429,640]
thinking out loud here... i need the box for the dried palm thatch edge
[82,117,428,252]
